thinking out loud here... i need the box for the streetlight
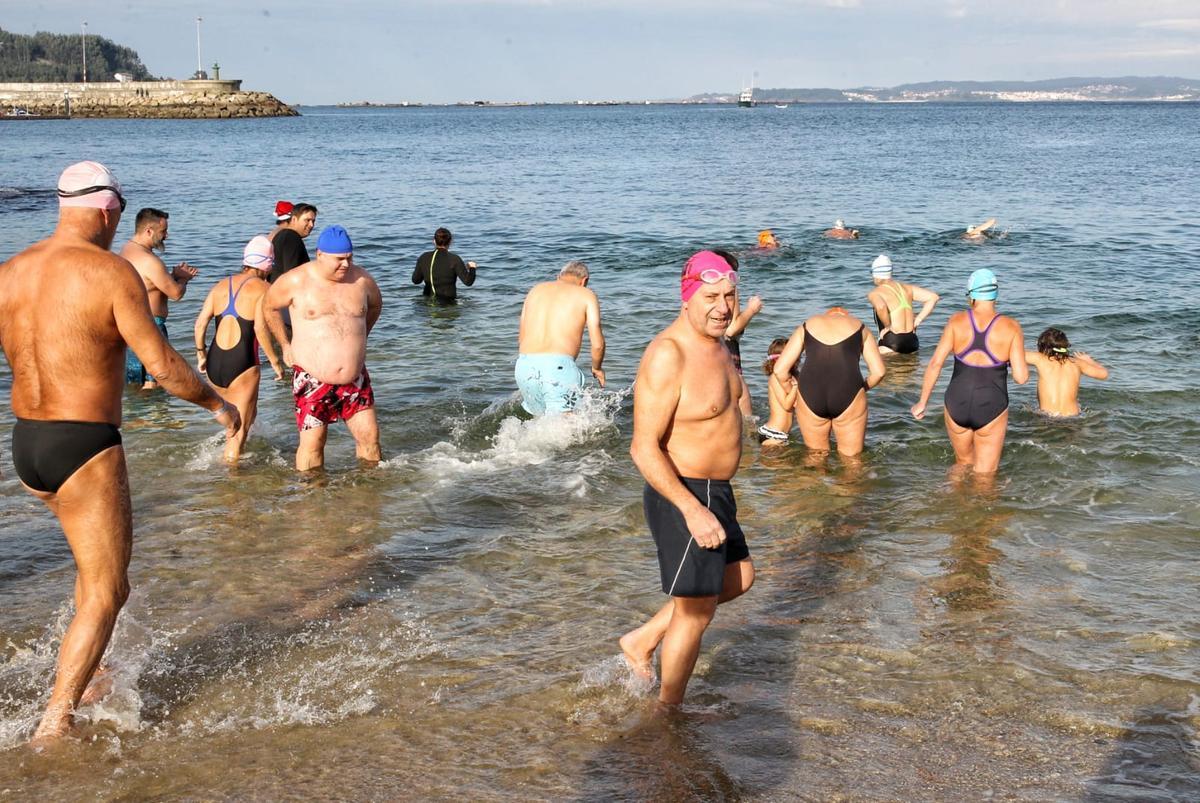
[81,21,88,83]
[195,16,203,78]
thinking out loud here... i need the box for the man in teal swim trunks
[515,260,605,415]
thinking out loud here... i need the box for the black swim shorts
[645,477,750,598]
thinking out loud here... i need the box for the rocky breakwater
[0,79,298,119]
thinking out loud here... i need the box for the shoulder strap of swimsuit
[978,314,1004,364]
[886,282,911,311]
[221,276,238,316]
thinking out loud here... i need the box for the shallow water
[1,102,1199,799]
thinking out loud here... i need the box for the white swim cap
[871,254,893,278]
[834,219,845,229]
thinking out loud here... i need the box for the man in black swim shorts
[619,250,755,706]
[0,162,238,743]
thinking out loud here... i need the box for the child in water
[1025,327,1109,416]
[758,338,797,445]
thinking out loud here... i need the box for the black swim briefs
[645,477,750,598]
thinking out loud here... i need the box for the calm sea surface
[1,103,1199,800]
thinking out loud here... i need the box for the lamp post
[195,16,203,78]
[81,21,88,83]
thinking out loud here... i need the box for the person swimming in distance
[963,218,997,241]
[911,269,1029,475]
[758,338,797,446]
[194,235,285,463]
[1025,327,1109,417]
[774,307,886,456]
[824,219,860,240]
[866,254,940,355]
[756,229,780,250]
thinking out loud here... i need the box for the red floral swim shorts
[292,365,374,431]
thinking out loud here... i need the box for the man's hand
[592,366,606,387]
[172,261,198,283]
[467,261,478,269]
[271,362,285,382]
[745,295,764,316]
[683,505,726,550]
[911,401,927,420]
[214,400,241,438]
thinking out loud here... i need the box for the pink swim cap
[57,161,123,211]
[243,235,274,270]
[680,250,737,302]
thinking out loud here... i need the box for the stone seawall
[0,80,298,119]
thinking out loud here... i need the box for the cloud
[1138,18,1200,32]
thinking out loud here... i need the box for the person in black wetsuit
[912,268,1029,476]
[194,235,284,463]
[774,306,886,456]
[412,227,477,302]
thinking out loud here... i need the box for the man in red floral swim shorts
[264,225,383,470]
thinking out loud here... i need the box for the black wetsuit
[944,310,1009,430]
[205,276,260,388]
[11,419,122,493]
[412,249,475,302]
[798,325,866,419]
[269,229,309,284]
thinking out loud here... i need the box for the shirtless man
[824,219,860,239]
[619,250,754,706]
[263,225,383,470]
[119,208,198,388]
[866,254,940,355]
[0,162,238,743]
[515,260,605,415]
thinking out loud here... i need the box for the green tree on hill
[0,27,157,82]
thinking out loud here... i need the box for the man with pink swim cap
[619,250,755,705]
[0,161,238,744]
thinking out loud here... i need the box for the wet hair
[762,337,789,376]
[434,227,452,247]
[559,260,589,281]
[290,202,318,219]
[135,207,167,229]
[1038,327,1071,362]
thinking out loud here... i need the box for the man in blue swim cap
[264,225,384,470]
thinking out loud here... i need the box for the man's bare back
[519,280,596,357]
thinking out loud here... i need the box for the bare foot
[30,701,74,746]
[619,631,654,681]
[79,665,115,707]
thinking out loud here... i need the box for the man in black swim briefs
[0,161,239,743]
[619,250,754,706]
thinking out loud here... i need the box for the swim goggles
[966,282,997,299]
[57,184,127,212]
[682,266,738,286]
[244,252,273,268]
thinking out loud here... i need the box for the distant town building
[114,73,133,83]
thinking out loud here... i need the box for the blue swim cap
[317,225,353,255]
[967,268,998,301]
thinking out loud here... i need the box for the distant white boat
[774,104,789,109]
[738,87,754,107]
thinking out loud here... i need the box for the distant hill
[0,27,157,82]
[690,76,1200,103]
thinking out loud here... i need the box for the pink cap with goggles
[680,250,738,302]
[57,161,124,212]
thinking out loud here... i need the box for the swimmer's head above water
[243,235,275,274]
[680,250,738,302]
[871,254,893,280]
[757,230,779,249]
[762,337,790,376]
[1037,327,1071,362]
[966,268,999,302]
[57,161,125,213]
[558,259,589,286]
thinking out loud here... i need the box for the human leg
[658,595,719,704]
[969,409,1009,474]
[830,390,868,456]
[794,396,833,451]
[29,445,131,742]
[296,424,328,471]
[219,367,260,464]
[345,406,382,464]
[943,408,976,466]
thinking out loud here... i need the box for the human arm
[412,253,425,285]
[768,372,798,411]
[364,272,383,334]
[143,257,196,302]
[725,294,762,339]
[254,293,284,380]
[1073,351,1109,380]
[456,254,477,287]
[263,273,297,366]
[1008,320,1029,385]
[773,325,806,385]
[192,286,215,374]
[629,340,725,549]
[113,264,238,435]
[585,291,606,387]
[861,328,886,389]
[1024,351,1044,373]
[911,320,957,419]
[911,284,940,330]
[867,288,890,334]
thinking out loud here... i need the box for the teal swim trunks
[126,316,168,384]
[515,353,586,415]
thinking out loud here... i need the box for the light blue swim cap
[317,225,353,255]
[967,268,998,301]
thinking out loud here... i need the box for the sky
[3,1,1199,104]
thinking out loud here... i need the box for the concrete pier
[0,79,298,118]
